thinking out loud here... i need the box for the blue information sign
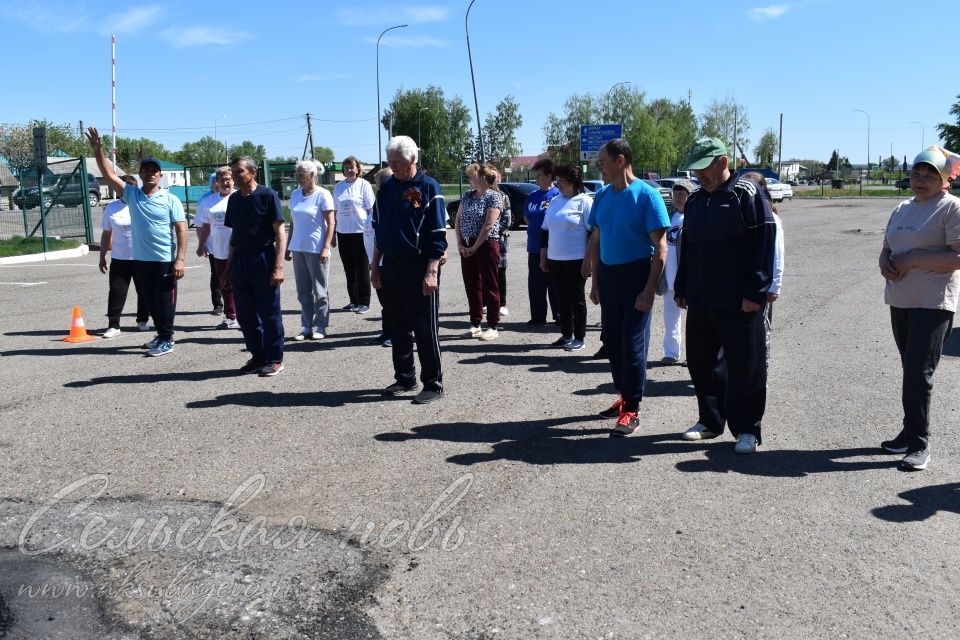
[579,124,622,161]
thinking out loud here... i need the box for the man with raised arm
[86,127,187,357]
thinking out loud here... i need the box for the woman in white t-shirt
[98,174,149,338]
[659,180,694,364]
[285,159,336,339]
[195,167,237,328]
[334,156,376,313]
[878,147,960,471]
[539,163,593,351]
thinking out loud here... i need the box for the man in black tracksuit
[674,137,777,454]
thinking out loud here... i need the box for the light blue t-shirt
[123,184,186,262]
[587,179,670,265]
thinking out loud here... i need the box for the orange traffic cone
[63,305,96,343]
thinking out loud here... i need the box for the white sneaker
[102,327,121,339]
[681,423,722,441]
[356,305,370,314]
[136,322,150,332]
[734,433,758,454]
[225,318,240,329]
[479,328,498,341]
[293,328,310,341]
[311,329,326,340]
[499,306,509,317]
[466,326,482,338]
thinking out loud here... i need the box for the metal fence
[0,157,94,247]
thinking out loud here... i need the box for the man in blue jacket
[674,138,777,454]
[371,136,448,404]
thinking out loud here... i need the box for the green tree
[825,150,851,171]
[175,136,227,167]
[700,97,750,163]
[228,141,266,166]
[883,155,898,172]
[936,94,960,150]
[313,146,335,163]
[482,96,523,170]
[383,86,473,181]
[543,93,598,165]
[753,128,779,166]
[114,137,173,172]
[0,124,33,176]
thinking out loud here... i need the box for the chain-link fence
[0,157,94,246]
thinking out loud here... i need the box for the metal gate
[3,157,94,247]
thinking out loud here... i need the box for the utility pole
[777,113,783,176]
[465,0,484,162]
[302,112,316,160]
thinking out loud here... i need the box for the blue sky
[0,0,946,168]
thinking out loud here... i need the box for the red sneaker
[598,396,623,419]
[611,411,639,438]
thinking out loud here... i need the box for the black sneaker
[902,447,931,471]
[593,344,607,359]
[383,381,417,395]
[598,396,622,419]
[525,318,547,326]
[239,358,267,374]
[881,431,912,454]
[550,336,573,347]
[413,388,444,404]
[211,306,224,316]
[342,303,358,311]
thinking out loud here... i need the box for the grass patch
[794,188,911,198]
[0,236,81,257]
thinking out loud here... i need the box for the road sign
[33,127,48,171]
[580,124,622,161]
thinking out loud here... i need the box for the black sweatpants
[134,260,178,342]
[381,258,442,392]
[208,254,223,310]
[527,252,559,322]
[106,258,149,328]
[548,258,587,340]
[686,307,767,443]
[337,232,371,307]
[890,306,954,450]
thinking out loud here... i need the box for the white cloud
[337,5,450,27]
[366,35,450,49]
[0,2,92,33]
[103,6,162,35]
[747,4,790,20]
[160,26,252,48]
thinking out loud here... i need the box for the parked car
[642,179,673,209]
[657,177,700,191]
[14,172,101,210]
[583,180,604,193]
[764,177,793,202]
[445,181,538,230]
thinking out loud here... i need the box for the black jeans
[548,259,587,340]
[381,258,443,392]
[527,252,559,322]
[106,258,149,328]
[135,260,178,341]
[337,232,371,307]
[686,307,768,442]
[890,306,954,449]
[208,254,223,310]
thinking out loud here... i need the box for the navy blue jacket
[373,171,447,261]
[674,174,776,309]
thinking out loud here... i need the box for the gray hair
[215,166,232,179]
[385,135,418,163]
[296,159,325,176]
[231,156,258,174]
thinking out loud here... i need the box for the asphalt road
[1,197,959,639]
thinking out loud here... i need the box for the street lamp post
[910,121,925,149]
[377,23,408,166]
[214,115,227,163]
[466,0,483,162]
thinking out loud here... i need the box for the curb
[0,245,90,265]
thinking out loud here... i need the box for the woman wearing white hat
[878,146,960,470]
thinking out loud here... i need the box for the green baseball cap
[682,137,728,171]
[913,147,948,179]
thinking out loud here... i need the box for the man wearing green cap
[674,137,777,454]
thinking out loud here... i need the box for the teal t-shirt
[124,184,185,262]
[587,179,670,265]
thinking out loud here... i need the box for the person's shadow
[871,483,960,522]
[674,446,901,477]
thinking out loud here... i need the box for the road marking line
[0,281,47,287]
[0,263,95,268]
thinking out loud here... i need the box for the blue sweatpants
[598,258,652,408]
[232,247,284,364]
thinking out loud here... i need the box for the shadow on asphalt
[674,446,901,477]
[65,369,241,387]
[186,388,408,409]
[942,327,960,357]
[871,482,960,522]
[376,417,720,466]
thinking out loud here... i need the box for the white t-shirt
[101,200,134,261]
[541,193,593,261]
[884,192,960,311]
[196,190,234,260]
[334,179,375,234]
[288,187,335,253]
[664,210,684,291]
